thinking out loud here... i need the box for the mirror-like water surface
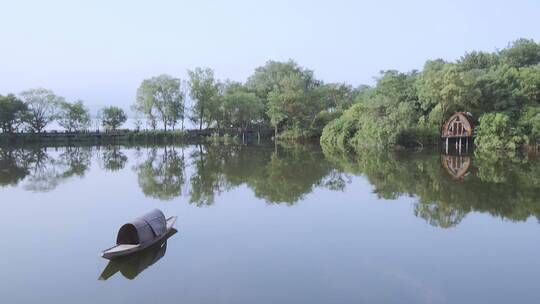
[1,143,539,303]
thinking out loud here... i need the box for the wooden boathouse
[442,112,474,154]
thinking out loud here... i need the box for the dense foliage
[321,38,540,151]
[243,60,358,139]
[1,89,94,134]
[162,61,356,139]
[0,94,27,133]
[100,106,127,131]
[135,74,185,131]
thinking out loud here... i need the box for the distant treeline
[0,89,128,133]
[2,38,540,151]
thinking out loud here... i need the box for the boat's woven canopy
[116,209,167,245]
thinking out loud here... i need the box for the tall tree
[247,60,321,136]
[19,88,63,133]
[57,100,91,132]
[266,73,322,136]
[221,82,263,128]
[100,106,127,131]
[188,68,219,130]
[0,94,28,133]
[246,60,318,104]
[135,74,184,131]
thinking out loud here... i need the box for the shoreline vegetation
[1,39,540,154]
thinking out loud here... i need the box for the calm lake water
[1,143,539,303]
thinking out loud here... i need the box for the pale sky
[1,0,539,114]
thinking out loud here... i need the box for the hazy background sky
[1,0,539,115]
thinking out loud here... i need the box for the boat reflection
[98,229,177,280]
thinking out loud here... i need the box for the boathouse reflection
[441,154,472,181]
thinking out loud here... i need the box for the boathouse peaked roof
[442,112,474,138]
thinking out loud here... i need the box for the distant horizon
[2,0,539,114]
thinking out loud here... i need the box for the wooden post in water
[242,132,245,144]
[257,132,260,144]
[446,138,449,154]
[459,137,462,154]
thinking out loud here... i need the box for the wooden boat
[101,209,177,260]
[99,229,177,280]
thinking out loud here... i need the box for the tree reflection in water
[0,148,30,187]
[186,143,335,205]
[100,146,128,172]
[135,146,185,201]
[2,143,540,228]
[322,145,540,228]
[23,146,92,192]
[0,146,92,192]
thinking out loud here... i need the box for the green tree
[247,60,321,132]
[19,88,63,133]
[518,106,540,143]
[0,94,28,133]
[437,65,480,125]
[266,72,324,138]
[135,74,184,131]
[457,51,499,70]
[417,63,480,128]
[221,82,263,128]
[100,106,127,131]
[416,59,447,115]
[500,38,540,68]
[515,65,540,106]
[246,60,318,103]
[188,68,219,130]
[320,103,364,149]
[58,100,91,132]
[316,83,358,112]
[322,70,425,149]
[475,112,525,151]
[132,96,156,130]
